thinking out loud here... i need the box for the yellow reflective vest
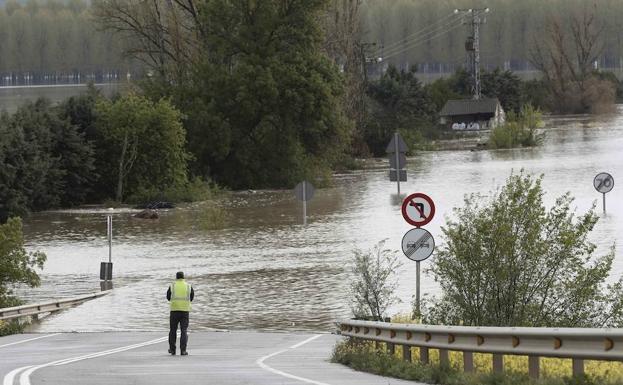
[170,279,192,312]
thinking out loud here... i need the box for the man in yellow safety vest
[166,271,194,355]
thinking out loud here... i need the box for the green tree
[423,68,471,113]
[1,99,97,219]
[481,68,524,113]
[365,65,437,155]
[423,171,623,327]
[95,94,189,201]
[172,0,350,188]
[0,217,46,308]
[0,100,65,219]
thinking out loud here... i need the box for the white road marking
[257,334,331,385]
[0,334,60,349]
[2,367,31,385]
[2,336,166,385]
[289,334,323,349]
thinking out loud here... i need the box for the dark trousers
[169,311,189,351]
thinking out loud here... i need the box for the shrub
[423,171,623,327]
[350,240,402,321]
[489,104,543,149]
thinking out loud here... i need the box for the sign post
[294,181,315,225]
[593,172,614,214]
[386,133,408,194]
[401,192,436,317]
[100,208,114,282]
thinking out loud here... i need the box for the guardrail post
[463,351,474,372]
[420,347,429,364]
[493,354,504,373]
[402,345,412,362]
[572,359,584,376]
[387,343,395,356]
[439,349,449,367]
[528,356,540,379]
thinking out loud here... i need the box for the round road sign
[401,193,435,227]
[294,181,315,201]
[401,228,435,262]
[594,172,614,193]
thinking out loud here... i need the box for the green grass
[0,320,24,337]
[331,339,623,385]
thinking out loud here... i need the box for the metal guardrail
[338,319,623,378]
[0,292,110,321]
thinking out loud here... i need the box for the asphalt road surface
[1,331,421,385]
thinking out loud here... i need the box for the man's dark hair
[176,271,184,279]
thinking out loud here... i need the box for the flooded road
[20,109,623,333]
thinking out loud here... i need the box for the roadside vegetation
[332,339,623,385]
[423,171,623,327]
[0,218,46,336]
[349,240,402,321]
[340,171,623,383]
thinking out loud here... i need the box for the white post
[394,132,400,195]
[415,261,421,317]
[302,181,307,225]
[107,215,112,264]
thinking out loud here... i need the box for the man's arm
[190,286,194,302]
[166,287,171,301]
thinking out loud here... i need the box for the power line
[380,20,466,61]
[376,14,464,58]
[375,12,460,54]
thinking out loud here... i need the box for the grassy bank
[0,320,24,337]
[332,339,623,385]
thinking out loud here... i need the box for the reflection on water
[20,107,623,333]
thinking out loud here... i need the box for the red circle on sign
[401,193,435,227]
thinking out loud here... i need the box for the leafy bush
[0,320,24,337]
[489,104,543,149]
[0,217,46,314]
[423,171,623,327]
[350,240,402,320]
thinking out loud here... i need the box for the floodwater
[18,108,623,333]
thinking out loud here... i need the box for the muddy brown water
[17,108,623,332]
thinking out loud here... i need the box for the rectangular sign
[389,169,407,182]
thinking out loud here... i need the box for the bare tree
[92,0,203,84]
[349,240,402,321]
[530,3,611,113]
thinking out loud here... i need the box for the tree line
[0,88,196,222]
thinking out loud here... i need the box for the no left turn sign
[401,193,435,227]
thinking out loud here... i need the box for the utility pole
[455,8,490,100]
[359,42,377,83]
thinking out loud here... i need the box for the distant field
[0,83,122,113]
